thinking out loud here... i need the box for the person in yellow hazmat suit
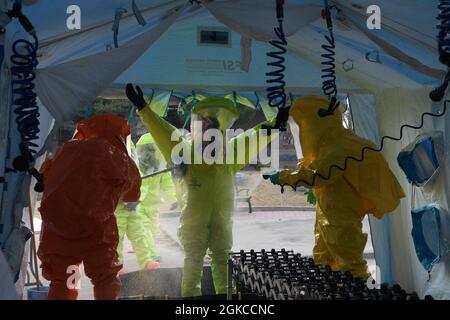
[115,203,159,272]
[136,133,179,263]
[266,96,405,278]
[126,84,275,297]
[115,141,159,273]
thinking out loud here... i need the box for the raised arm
[127,84,185,165]
[228,121,278,172]
[137,106,183,165]
[269,149,346,190]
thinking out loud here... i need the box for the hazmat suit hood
[290,96,343,161]
[289,96,405,218]
[74,113,130,152]
[136,133,166,174]
[190,97,240,161]
[191,97,240,132]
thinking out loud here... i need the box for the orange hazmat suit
[38,114,141,300]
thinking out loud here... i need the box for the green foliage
[304,189,316,206]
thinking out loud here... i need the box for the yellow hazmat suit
[136,133,178,260]
[273,96,405,278]
[137,97,274,297]
[115,142,155,270]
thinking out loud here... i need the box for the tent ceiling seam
[106,83,372,94]
[334,0,436,47]
[344,14,444,80]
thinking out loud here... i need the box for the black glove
[261,107,290,134]
[126,83,146,110]
[274,107,290,131]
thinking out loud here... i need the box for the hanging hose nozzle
[274,107,290,130]
[430,69,450,102]
[322,0,334,31]
[318,96,340,117]
[276,0,285,23]
[13,143,44,192]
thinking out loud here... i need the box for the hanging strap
[112,8,128,48]
[323,0,333,31]
[132,0,147,26]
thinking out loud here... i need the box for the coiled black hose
[319,0,340,115]
[437,0,450,66]
[321,28,337,98]
[6,2,44,192]
[265,0,290,130]
[268,1,449,192]
[266,24,288,109]
[10,36,44,192]
[430,0,450,102]
[11,36,40,155]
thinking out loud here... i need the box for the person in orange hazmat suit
[37,114,141,300]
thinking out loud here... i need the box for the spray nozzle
[430,69,450,102]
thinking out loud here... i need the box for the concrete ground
[30,209,375,300]
[160,209,375,270]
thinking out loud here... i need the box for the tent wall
[36,2,188,122]
[0,13,54,285]
[375,88,450,299]
[349,93,393,285]
[0,250,17,299]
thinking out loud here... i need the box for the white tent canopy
[18,0,443,121]
[1,0,449,299]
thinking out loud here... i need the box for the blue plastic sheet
[411,205,442,273]
[397,136,440,186]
